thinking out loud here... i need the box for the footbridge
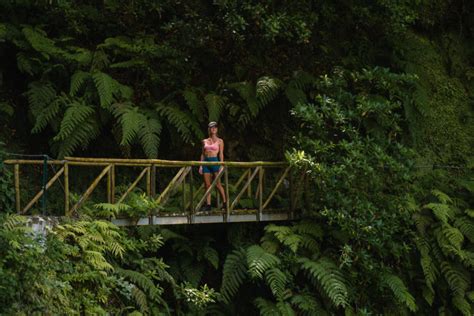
[4,157,309,225]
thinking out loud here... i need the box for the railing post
[64,162,69,216]
[289,169,294,219]
[225,165,230,222]
[150,165,156,197]
[146,166,151,197]
[14,164,20,213]
[110,164,115,204]
[247,169,252,198]
[189,167,194,215]
[258,167,263,221]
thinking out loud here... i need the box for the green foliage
[221,248,248,303]
[381,273,417,312]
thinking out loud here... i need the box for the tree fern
[265,224,302,253]
[424,202,453,224]
[131,286,149,314]
[454,216,474,243]
[221,248,248,303]
[70,71,91,96]
[290,293,325,316]
[22,26,65,60]
[137,109,161,158]
[117,268,162,301]
[298,257,349,307]
[27,81,57,116]
[254,297,280,316]
[54,100,95,141]
[183,88,205,120]
[201,246,219,270]
[92,71,116,108]
[441,224,464,250]
[156,103,203,143]
[31,97,63,133]
[256,76,282,110]
[16,52,35,75]
[205,93,226,122]
[246,245,281,279]
[265,268,288,300]
[381,273,417,312]
[452,295,472,316]
[440,261,470,296]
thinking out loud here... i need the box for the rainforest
[0,0,473,315]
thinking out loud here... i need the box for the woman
[198,121,226,211]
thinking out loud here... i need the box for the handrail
[6,157,301,223]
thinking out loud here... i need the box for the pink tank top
[204,140,219,151]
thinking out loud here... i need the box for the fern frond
[290,293,324,315]
[265,268,288,300]
[183,88,205,119]
[432,189,453,204]
[27,81,57,116]
[31,97,62,133]
[205,93,226,122]
[117,268,161,300]
[70,71,90,96]
[53,100,95,141]
[298,257,348,307]
[424,202,453,224]
[452,295,472,316]
[221,248,248,303]
[181,259,204,287]
[254,297,279,316]
[440,261,470,296]
[441,224,464,250]
[2,214,27,231]
[131,286,149,314]
[202,246,219,269]
[454,216,474,243]
[256,76,282,109]
[293,221,323,239]
[137,110,162,158]
[381,273,417,312]
[156,103,203,143]
[412,213,433,234]
[246,245,281,279]
[22,26,65,59]
[112,102,141,146]
[92,71,116,108]
[16,52,35,75]
[84,250,113,270]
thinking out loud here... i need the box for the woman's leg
[203,173,212,205]
[214,172,226,204]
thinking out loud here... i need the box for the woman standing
[198,121,226,211]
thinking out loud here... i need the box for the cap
[208,121,218,128]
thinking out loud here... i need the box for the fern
[84,250,113,270]
[16,52,35,75]
[381,273,417,312]
[265,224,302,253]
[221,248,248,303]
[205,93,226,122]
[137,109,162,158]
[265,268,288,300]
[254,297,280,316]
[454,216,474,243]
[31,97,63,133]
[53,100,94,141]
[27,81,57,116]
[1,214,27,231]
[290,293,325,315]
[441,224,464,250]
[183,88,205,120]
[256,76,282,110]
[156,103,203,143]
[298,257,349,307]
[70,71,91,96]
[440,261,470,296]
[131,286,149,314]
[92,71,116,108]
[424,202,453,224]
[452,295,472,316]
[117,268,162,300]
[22,26,65,60]
[246,245,281,279]
[201,246,219,270]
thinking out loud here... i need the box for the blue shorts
[202,157,220,173]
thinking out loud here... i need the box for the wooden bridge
[4,157,308,225]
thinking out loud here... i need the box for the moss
[396,31,474,164]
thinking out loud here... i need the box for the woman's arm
[199,140,205,174]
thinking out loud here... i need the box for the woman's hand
[199,166,203,175]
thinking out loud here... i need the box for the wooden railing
[4,157,308,224]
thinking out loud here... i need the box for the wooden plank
[71,165,112,213]
[230,167,260,211]
[22,166,65,214]
[14,164,20,213]
[146,166,151,196]
[117,167,149,204]
[110,164,115,204]
[150,165,156,197]
[262,167,290,210]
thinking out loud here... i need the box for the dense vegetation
[0,0,473,314]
